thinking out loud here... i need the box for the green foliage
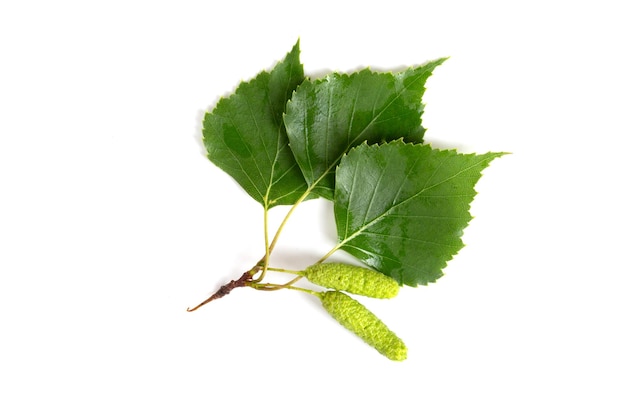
[284,59,446,199]
[334,141,504,286]
[303,263,399,299]
[192,40,504,361]
[202,41,310,209]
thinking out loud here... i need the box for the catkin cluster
[319,291,407,361]
[303,263,399,298]
[303,263,406,360]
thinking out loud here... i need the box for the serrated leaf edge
[335,140,506,286]
[202,40,307,208]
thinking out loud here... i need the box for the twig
[186,271,254,312]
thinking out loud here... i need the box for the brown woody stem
[187,270,255,312]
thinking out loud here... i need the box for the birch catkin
[319,290,407,361]
[304,263,399,298]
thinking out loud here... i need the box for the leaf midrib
[303,67,434,197]
[264,60,304,208]
[337,153,493,249]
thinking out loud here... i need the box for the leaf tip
[291,38,301,56]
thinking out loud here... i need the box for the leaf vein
[358,230,459,248]
[341,154,492,246]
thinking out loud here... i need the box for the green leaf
[202,41,310,209]
[284,58,446,199]
[334,141,504,286]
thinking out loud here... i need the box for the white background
[1,0,624,415]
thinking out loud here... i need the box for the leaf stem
[265,266,303,275]
[265,160,340,259]
[266,190,309,255]
[282,275,304,287]
[252,169,333,287]
[255,205,271,282]
[315,242,344,265]
[249,281,317,296]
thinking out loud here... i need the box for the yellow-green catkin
[319,291,407,361]
[304,263,399,299]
